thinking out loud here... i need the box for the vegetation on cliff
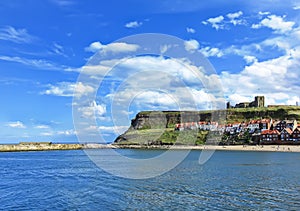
[114,106,300,145]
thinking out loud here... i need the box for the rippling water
[0,149,300,210]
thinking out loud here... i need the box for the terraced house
[175,118,300,144]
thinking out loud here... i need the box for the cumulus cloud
[98,55,225,111]
[42,82,95,98]
[211,12,300,105]
[186,27,196,33]
[243,55,258,64]
[226,11,245,26]
[184,39,224,58]
[125,21,143,28]
[227,11,243,20]
[184,39,199,52]
[200,46,224,58]
[202,15,224,30]
[252,15,295,34]
[78,101,106,119]
[0,26,35,43]
[85,41,139,54]
[220,47,300,105]
[7,121,26,128]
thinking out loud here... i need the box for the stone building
[227,96,265,109]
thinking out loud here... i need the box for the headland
[114,105,300,146]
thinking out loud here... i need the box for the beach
[114,144,300,152]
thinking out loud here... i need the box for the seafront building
[174,95,300,144]
[175,118,300,144]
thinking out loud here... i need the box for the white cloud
[52,42,67,57]
[57,129,76,136]
[202,15,224,30]
[160,44,172,54]
[227,94,251,105]
[42,82,95,98]
[80,60,118,76]
[252,15,295,34]
[0,26,35,43]
[98,125,129,134]
[293,5,300,10]
[258,11,271,16]
[243,55,257,64]
[78,101,106,119]
[184,39,199,52]
[220,47,300,105]
[125,21,143,28]
[0,55,74,72]
[35,125,50,129]
[186,27,196,33]
[227,11,243,19]
[226,11,245,26]
[40,132,53,136]
[99,55,225,111]
[287,96,300,105]
[7,121,26,128]
[85,41,139,54]
[200,46,224,58]
[39,129,76,137]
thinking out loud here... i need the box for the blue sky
[1,0,300,143]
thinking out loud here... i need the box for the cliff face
[114,106,300,144]
[129,106,300,129]
[129,110,228,129]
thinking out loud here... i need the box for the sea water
[0,149,300,210]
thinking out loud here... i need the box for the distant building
[227,96,265,109]
[260,130,280,143]
[273,120,297,132]
[280,128,293,142]
[292,128,300,142]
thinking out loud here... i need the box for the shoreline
[114,144,300,152]
[1,143,300,153]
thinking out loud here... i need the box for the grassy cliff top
[137,106,300,123]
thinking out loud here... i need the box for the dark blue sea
[1,149,300,210]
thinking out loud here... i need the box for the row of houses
[175,119,300,144]
[260,127,300,144]
[175,119,275,133]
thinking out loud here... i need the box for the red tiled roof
[260,119,271,123]
[261,130,280,135]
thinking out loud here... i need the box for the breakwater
[0,143,114,152]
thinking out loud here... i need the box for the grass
[118,128,209,145]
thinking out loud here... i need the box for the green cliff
[114,106,300,145]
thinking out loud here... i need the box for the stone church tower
[254,96,265,107]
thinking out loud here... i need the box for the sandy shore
[113,144,300,152]
[1,143,300,153]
